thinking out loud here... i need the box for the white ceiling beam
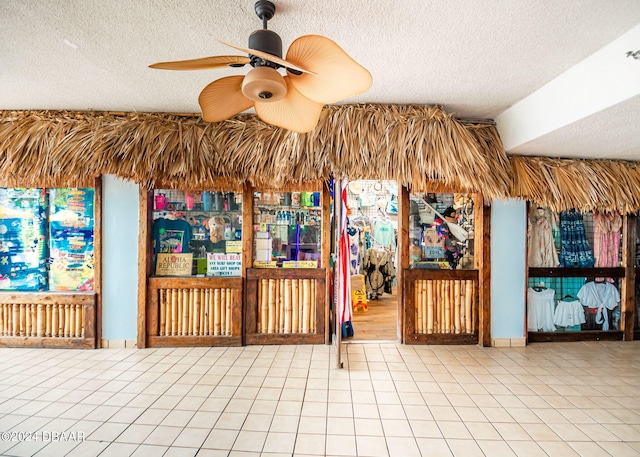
[496,23,640,153]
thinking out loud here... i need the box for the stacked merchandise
[0,189,48,290]
[48,188,95,291]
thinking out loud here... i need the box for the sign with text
[207,253,242,277]
[282,260,318,268]
[156,253,193,276]
[225,241,242,254]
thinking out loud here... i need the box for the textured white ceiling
[1,1,640,160]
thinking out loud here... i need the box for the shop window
[0,188,95,291]
[408,193,475,270]
[152,189,243,277]
[252,191,322,268]
[527,207,623,333]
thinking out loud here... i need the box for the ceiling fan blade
[254,77,324,133]
[149,55,250,70]
[198,76,254,122]
[219,40,314,75]
[285,35,372,104]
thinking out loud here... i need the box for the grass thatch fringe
[510,155,640,213]
[0,106,510,199]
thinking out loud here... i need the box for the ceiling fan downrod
[248,1,282,67]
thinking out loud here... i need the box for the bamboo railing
[257,278,317,334]
[0,303,84,337]
[413,279,475,334]
[157,287,233,336]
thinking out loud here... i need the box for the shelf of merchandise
[400,191,488,345]
[244,185,331,345]
[139,187,250,348]
[526,213,636,343]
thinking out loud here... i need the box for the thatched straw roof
[0,106,510,199]
[3,107,640,213]
[510,155,640,213]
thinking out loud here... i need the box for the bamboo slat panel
[256,278,317,334]
[157,288,233,336]
[0,303,84,337]
[413,279,475,334]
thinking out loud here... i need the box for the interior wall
[102,175,139,340]
[490,199,527,340]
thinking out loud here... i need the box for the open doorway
[343,180,399,341]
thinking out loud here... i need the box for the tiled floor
[0,341,639,456]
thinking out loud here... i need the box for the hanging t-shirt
[373,219,396,251]
[153,218,192,254]
[527,287,556,332]
[577,281,620,331]
[554,299,586,328]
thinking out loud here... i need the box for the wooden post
[398,185,410,342]
[477,199,491,346]
[321,182,331,343]
[242,184,254,342]
[302,279,311,333]
[622,214,635,340]
[137,185,152,348]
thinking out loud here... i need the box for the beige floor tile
[548,422,591,441]
[215,412,248,430]
[163,446,199,457]
[567,441,611,457]
[385,437,421,457]
[327,417,355,435]
[437,420,472,439]
[355,435,389,457]
[298,416,327,434]
[294,433,326,455]
[429,405,460,421]
[477,440,517,456]
[600,442,640,457]
[99,442,139,457]
[507,440,548,457]
[466,421,502,440]
[64,440,109,457]
[409,419,442,438]
[415,437,453,457]
[604,423,640,441]
[354,418,384,437]
[115,423,155,444]
[325,434,357,456]
[381,419,413,437]
[353,403,380,419]
[143,425,181,446]
[202,428,240,450]
[269,415,300,433]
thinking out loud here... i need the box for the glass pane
[253,191,322,268]
[0,188,48,290]
[48,188,95,291]
[153,189,243,277]
[408,193,475,270]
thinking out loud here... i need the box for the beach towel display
[0,188,48,290]
[48,188,95,291]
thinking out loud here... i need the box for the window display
[252,191,321,268]
[0,188,95,291]
[408,193,475,270]
[152,189,242,277]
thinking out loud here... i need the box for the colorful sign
[282,260,318,268]
[156,253,193,276]
[225,241,242,254]
[207,253,241,277]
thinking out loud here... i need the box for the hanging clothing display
[554,298,586,328]
[527,287,556,332]
[363,248,395,300]
[527,207,559,267]
[592,211,622,267]
[372,218,396,251]
[559,210,595,268]
[577,281,620,331]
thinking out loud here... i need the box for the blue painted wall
[490,199,527,338]
[102,176,139,340]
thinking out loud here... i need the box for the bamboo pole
[421,280,427,333]
[426,280,434,334]
[36,304,44,337]
[159,289,166,336]
[45,304,51,337]
[260,279,269,333]
[213,288,221,335]
[298,278,304,332]
[284,279,292,334]
[0,304,4,336]
[69,304,76,337]
[204,289,216,335]
[171,289,177,335]
[435,280,441,333]
[225,288,232,335]
[465,280,474,333]
[63,304,70,337]
[180,288,186,335]
[57,304,63,337]
[311,279,316,333]
[415,280,422,333]
[268,279,276,333]
[292,279,299,333]
[450,280,456,333]
[454,280,461,334]
[444,281,451,333]
[75,304,82,337]
[302,279,311,334]
[279,279,285,333]
[24,304,31,336]
[165,289,171,336]
[220,288,225,336]
[50,304,57,337]
[12,304,18,336]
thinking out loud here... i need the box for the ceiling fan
[150,0,372,133]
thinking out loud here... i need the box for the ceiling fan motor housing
[248,29,283,67]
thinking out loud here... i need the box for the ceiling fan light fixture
[242,66,287,102]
